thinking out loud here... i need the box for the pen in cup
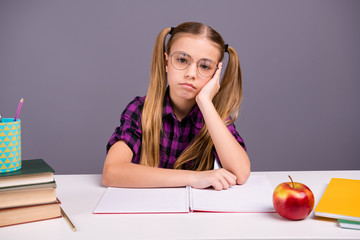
[14,98,24,121]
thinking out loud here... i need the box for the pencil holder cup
[0,118,21,173]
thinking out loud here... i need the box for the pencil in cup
[14,98,24,121]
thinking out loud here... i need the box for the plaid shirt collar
[162,88,203,129]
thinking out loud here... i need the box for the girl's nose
[184,61,197,80]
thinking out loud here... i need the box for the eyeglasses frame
[168,51,219,78]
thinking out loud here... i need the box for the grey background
[0,0,359,174]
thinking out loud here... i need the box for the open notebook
[93,175,275,214]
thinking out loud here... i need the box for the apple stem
[288,175,294,188]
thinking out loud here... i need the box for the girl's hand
[190,168,237,191]
[196,62,223,105]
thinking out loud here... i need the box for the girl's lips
[180,82,196,89]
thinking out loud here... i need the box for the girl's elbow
[102,172,112,187]
[102,168,117,187]
[236,173,250,185]
[235,166,251,185]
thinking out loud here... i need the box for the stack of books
[0,159,61,227]
[314,178,360,230]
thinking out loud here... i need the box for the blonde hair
[140,22,242,170]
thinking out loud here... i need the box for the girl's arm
[103,140,237,190]
[196,63,251,184]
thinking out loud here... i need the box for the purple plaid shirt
[107,89,246,169]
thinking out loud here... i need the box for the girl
[103,22,250,190]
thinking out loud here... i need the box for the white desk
[1,171,360,239]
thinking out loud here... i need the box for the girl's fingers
[213,169,237,190]
[193,169,237,190]
[223,170,237,186]
[218,176,230,190]
[212,62,222,82]
[218,168,236,184]
[212,180,223,191]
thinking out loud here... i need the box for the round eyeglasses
[169,51,218,78]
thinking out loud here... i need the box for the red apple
[273,175,314,220]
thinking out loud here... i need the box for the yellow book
[314,178,360,221]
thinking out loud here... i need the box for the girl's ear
[164,52,169,73]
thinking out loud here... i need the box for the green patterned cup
[0,118,21,173]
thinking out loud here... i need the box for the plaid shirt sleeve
[106,97,144,161]
[213,121,247,168]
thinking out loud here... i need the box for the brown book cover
[0,186,57,209]
[0,200,61,227]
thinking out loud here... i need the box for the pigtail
[214,45,242,124]
[140,27,172,167]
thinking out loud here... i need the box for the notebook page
[93,187,189,213]
[191,175,275,213]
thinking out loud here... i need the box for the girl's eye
[200,64,210,70]
[173,52,190,65]
[199,60,213,71]
[177,57,189,64]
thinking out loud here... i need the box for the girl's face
[165,34,221,103]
